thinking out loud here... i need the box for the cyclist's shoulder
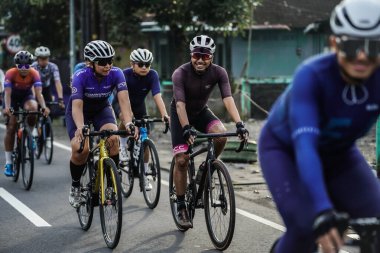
[296,53,337,77]
[29,68,40,78]
[172,62,192,79]
[47,61,59,69]
[5,68,18,77]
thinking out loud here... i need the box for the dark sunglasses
[16,64,30,69]
[191,53,213,61]
[337,36,380,60]
[95,58,113,66]
[135,62,151,68]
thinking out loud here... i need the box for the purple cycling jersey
[68,66,127,113]
[172,62,232,118]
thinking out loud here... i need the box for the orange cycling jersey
[4,68,42,91]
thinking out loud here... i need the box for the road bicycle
[169,131,246,250]
[10,109,40,190]
[34,101,57,164]
[119,116,169,209]
[77,125,125,249]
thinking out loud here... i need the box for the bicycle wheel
[77,159,94,231]
[120,149,134,198]
[204,160,236,251]
[99,158,122,249]
[140,139,161,209]
[21,129,34,190]
[43,118,54,164]
[34,126,43,159]
[168,157,195,232]
[12,146,21,182]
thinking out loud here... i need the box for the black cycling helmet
[84,40,115,62]
[14,50,34,65]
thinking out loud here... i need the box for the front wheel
[120,148,134,198]
[140,139,161,209]
[77,159,94,231]
[12,145,21,182]
[204,160,236,251]
[43,119,54,164]
[21,129,34,190]
[99,158,122,249]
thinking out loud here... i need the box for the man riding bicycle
[258,0,380,252]
[2,50,50,177]
[112,48,169,191]
[66,40,135,208]
[171,35,248,228]
[31,46,65,110]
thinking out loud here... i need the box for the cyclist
[112,48,169,191]
[66,40,135,208]
[2,50,50,176]
[171,35,249,228]
[31,46,65,109]
[258,0,380,252]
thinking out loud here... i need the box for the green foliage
[0,0,69,57]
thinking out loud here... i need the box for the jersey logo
[342,85,369,106]
[205,84,211,89]
[366,104,379,111]
[72,87,77,94]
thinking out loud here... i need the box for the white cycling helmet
[130,48,153,63]
[84,40,115,62]
[330,0,380,38]
[189,35,216,54]
[14,50,34,65]
[35,46,51,57]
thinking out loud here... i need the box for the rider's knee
[175,153,189,170]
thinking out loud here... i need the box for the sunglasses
[191,53,213,61]
[135,62,151,68]
[336,36,380,60]
[95,58,113,66]
[16,64,30,70]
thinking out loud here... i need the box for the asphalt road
[0,119,359,253]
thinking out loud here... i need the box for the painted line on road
[0,187,51,227]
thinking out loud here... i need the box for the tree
[0,0,71,58]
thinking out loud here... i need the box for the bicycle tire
[43,119,54,164]
[99,158,122,249]
[169,157,195,232]
[77,159,94,231]
[21,129,34,190]
[204,160,236,251]
[12,145,21,182]
[140,139,161,209]
[34,126,43,159]
[120,148,134,198]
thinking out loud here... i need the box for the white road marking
[0,187,51,227]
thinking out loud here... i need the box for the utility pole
[69,0,75,73]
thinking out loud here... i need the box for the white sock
[120,137,127,149]
[144,163,149,173]
[5,152,12,165]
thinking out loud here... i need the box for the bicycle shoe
[4,164,13,177]
[177,207,193,228]
[69,186,82,208]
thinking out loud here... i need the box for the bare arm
[72,99,84,129]
[176,101,189,127]
[153,93,169,120]
[117,90,133,124]
[3,87,11,116]
[54,79,64,99]
[222,96,242,123]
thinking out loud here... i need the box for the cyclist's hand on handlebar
[3,107,11,117]
[75,125,86,143]
[313,210,348,253]
[58,98,65,109]
[41,107,50,117]
[236,121,249,141]
[162,114,170,124]
[183,124,196,145]
[125,122,139,140]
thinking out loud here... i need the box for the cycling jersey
[172,62,232,118]
[259,53,380,252]
[112,68,161,119]
[31,62,61,88]
[68,66,127,113]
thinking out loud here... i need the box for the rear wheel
[169,157,195,232]
[140,139,161,209]
[204,160,236,251]
[21,129,34,190]
[77,159,94,231]
[43,119,54,164]
[34,126,43,159]
[120,148,134,198]
[99,158,122,249]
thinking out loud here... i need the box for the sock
[119,137,127,149]
[5,152,12,164]
[70,161,86,187]
[177,195,186,211]
[144,163,149,173]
